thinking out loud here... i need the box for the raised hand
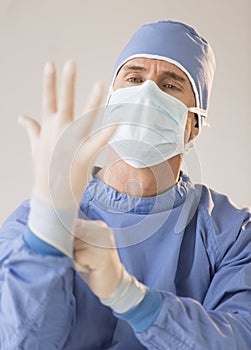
[19,60,114,208]
[19,60,115,257]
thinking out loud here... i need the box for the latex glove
[74,218,124,299]
[19,60,113,206]
[19,61,115,257]
[74,219,147,311]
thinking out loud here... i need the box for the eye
[127,77,143,84]
[164,83,178,91]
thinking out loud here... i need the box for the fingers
[83,82,106,114]
[74,261,92,274]
[75,124,117,167]
[70,124,117,196]
[73,219,107,248]
[58,60,76,124]
[42,60,76,122]
[41,60,104,136]
[75,218,108,231]
[74,251,94,272]
[74,237,88,252]
[73,218,115,249]
[42,62,57,119]
[78,82,106,141]
[18,115,40,156]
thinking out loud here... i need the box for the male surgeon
[0,20,250,349]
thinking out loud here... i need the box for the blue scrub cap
[112,20,216,121]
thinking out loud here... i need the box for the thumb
[76,125,117,166]
[18,115,41,156]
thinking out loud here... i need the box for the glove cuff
[28,194,77,258]
[100,267,147,313]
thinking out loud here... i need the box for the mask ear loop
[188,107,210,130]
[188,107,207,117]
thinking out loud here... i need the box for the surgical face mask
[103,80,206,168]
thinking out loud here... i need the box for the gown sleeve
[0,201,75,349]
[116,214,251,349]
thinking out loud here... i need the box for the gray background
[0,0,250,224]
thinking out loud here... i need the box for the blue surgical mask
[103,80,206,168]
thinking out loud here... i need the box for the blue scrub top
[0,172,250,349]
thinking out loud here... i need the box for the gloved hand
[74,219,124,299]
[74,218,146,307]
[19,60,113,206]
[20,60,146,309]
[19,61,115,257]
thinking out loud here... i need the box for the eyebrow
[122,63,187,83]
[122,64,147,72]
[161,71,186,83]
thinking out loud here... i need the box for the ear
[189,114,200,141]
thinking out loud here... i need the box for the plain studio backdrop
[0,0,250,224]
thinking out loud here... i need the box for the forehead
[119,57,189,81]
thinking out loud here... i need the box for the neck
[97,149,182,197]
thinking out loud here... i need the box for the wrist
[27,193,78,258]
[114,289,164,333]
[100,267,147,313]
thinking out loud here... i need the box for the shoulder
[195,183,250,265]
[196,184,250,226]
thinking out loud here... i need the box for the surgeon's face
[113,57,198,143]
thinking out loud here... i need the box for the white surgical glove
[19,61,115,257]
[74,218,146,307]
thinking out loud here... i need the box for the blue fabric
[112,20,216,113]
[24,226,65,257]
[0,173,251,349]
[114,289,164,333]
